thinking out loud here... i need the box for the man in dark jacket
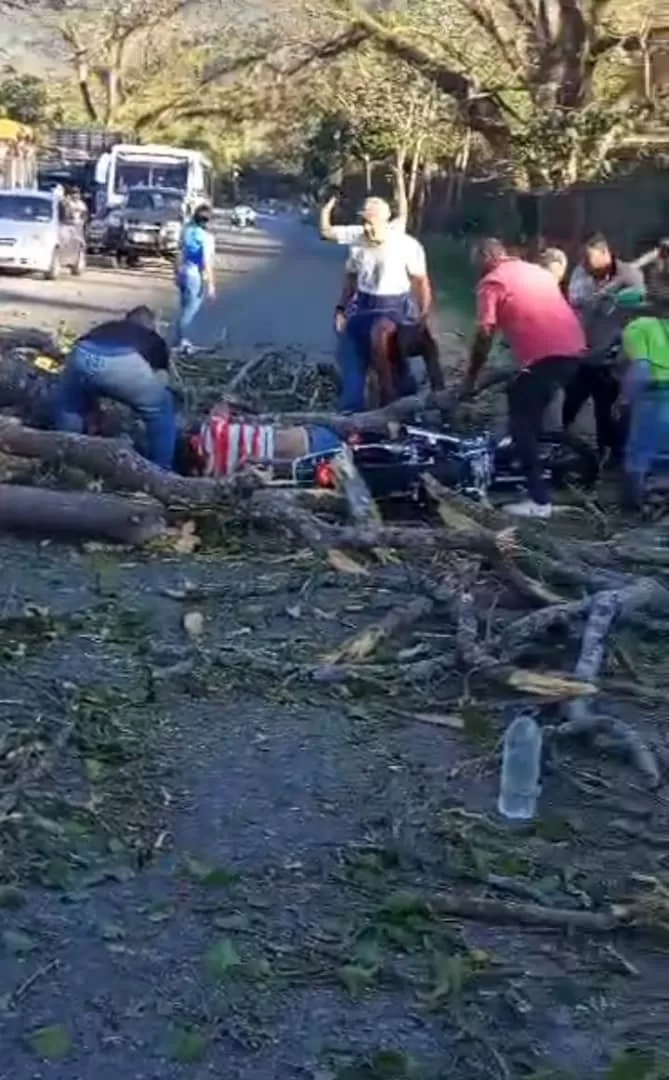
[52,306,177,469]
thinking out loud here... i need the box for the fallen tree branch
[432,892,630,933]
[560,589,619,733]
[330,444,382,528]
[499,598,593,662]
[0,420,255,508]
[554,582,662,786]
[449,588,598,700]
[0,484,165,546]
[322,594,434,665]
[268,369,513,435]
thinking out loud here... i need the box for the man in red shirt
[463,238,587,518]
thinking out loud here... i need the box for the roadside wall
[421,164,669,259]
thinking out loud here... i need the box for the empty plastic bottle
[498,708,542,820]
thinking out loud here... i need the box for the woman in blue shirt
[175,202,216,351]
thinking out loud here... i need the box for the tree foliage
[0,69,49,125]
[308,0,662,187]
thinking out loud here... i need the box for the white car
[231,204,256,228]
[0,189,86,279]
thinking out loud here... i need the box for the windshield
[126,188,183,212]
[0,194,52,223]
[114,159,188,194]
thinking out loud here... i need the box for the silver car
[0,189,86,279]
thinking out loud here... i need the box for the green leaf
[170,1027,208,1063]
[84,757,105,782]
[28,1024,72,1060]
[607,1050,663,1080]
[338,963,377,997]
[2,929,37,954]
[0,885,25,909]
[204,937,242,979]
[370,1049,412,1078]
[182,854,237,887]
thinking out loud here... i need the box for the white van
[99,144,213,211]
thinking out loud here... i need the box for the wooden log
[431,893,630,934]
[268,368,513,436]
[321,594,434,665]
[0,484,165,545]
[330,444,382,528]
[0,420,254,508]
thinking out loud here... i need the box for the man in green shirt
[619,265,669,508]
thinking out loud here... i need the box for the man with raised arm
[333,196,435,410]
[319,166,408,245]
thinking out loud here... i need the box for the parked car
[0,189,85,279]
[89,186,185,265]
[231,204,256,228]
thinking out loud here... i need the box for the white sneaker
[505,499,553,519]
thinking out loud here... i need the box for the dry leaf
[327,548,369,576]
[173,521,200,555]
[494,526,518,555]
[507,669,597,698]
[182,610,205,639]
[414,712,465,730]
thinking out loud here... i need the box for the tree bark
[0,484,165,545]
[0,421,249,508]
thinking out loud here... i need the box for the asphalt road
[0,211,345,352]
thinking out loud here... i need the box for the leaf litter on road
[0,342,668,1077]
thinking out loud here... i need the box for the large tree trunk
[0,485,165,545]
[0,421,246,508]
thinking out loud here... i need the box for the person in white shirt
[335,196,433,410]
[320,180,407,246]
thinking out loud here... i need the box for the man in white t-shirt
[335,196,433,410]
[320,188,407,246]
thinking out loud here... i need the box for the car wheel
[45,248,61,281]
[71,246,86,276]
[126,253,140,268]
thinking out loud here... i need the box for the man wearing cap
[334,196,433,410]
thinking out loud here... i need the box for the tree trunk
[362,153,373,193]
[0,421,247,509]
[74,56,99,122]
[406,138,423,218]
[453,127,471,211]
[0,484,165,545]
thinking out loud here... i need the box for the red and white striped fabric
[192,411,275,477]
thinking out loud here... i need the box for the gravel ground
[0,216,668,1080]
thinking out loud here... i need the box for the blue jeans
[53,342,178,470]
[623,360,669,482]
[177,264,204,344]
[338,292,416,411]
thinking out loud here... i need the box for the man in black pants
[462,239,588,518]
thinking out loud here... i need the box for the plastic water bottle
[498,708,542,820]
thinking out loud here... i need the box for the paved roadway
[0,210,346,352]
